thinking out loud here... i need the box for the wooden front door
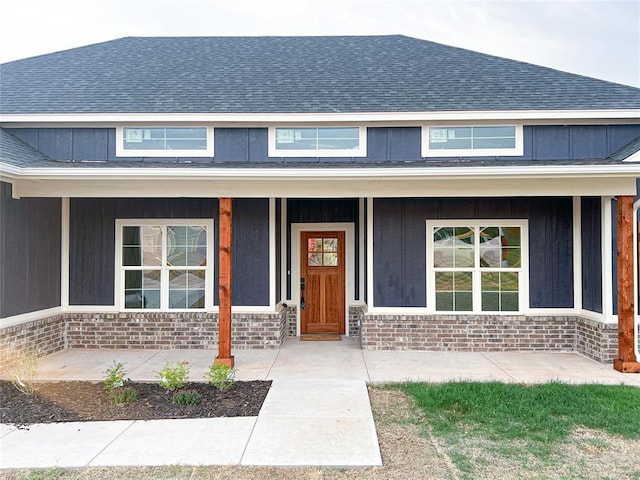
[300,231,345,334]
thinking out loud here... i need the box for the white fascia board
[6,163,640,179]
[1,109,640,125]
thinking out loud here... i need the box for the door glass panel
[308,253,322,266]
[323,253,338,266]
[323,238,338,252]
[308,238,322,252]
[307,236,339,266]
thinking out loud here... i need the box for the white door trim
[291,223,355,337]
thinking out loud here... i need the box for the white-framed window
[115,219,214,310]
[426,220,528,313]
[268,126,367,157]
[115,127,214,157]
[422,125,523,157]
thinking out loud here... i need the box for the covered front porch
[18,337,640,385]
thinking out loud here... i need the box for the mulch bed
[0,380,271,427]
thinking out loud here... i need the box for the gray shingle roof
[0,128,55,167]
[2,35,639,114]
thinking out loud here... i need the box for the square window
[118,221,212,310]
[429,221,526,313]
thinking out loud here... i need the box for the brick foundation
[349,306,365,337]
[361,314,579,352]
[0,310,623,370]
[576,317,618,363]
[0,314,67,372]
[66,311,285,349]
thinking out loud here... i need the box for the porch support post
[216,197,234,368]
[613,195,640,373]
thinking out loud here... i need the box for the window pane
[433,227,474,268]
[168,226,207,267]
[429,125,516,151]
[140,226,163,266]
[481,272,500,291]
[125,269,161,309]
[435,272,453,290]
[480,227,521,268]
[455,292,473,311]
[169,270,206,309]
[436,271,472,311]
[308,253,322,266]
[481,272,519,311]
[474,137,516,149]
[473,126,516,138]
[323,253,338,266]
[501,292,519,311]
[436,292,453,311]
[166,139,207,150]
[323,238,338,252]
[188,290,205,309]
[123,127,207,151]
[482,292,500,311]
[308,238,322,252]
[275,127,360,151]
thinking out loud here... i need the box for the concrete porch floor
[29,336,640,385]
[2,338,639,470]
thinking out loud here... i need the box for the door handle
[300,277,306,309]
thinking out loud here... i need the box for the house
[1,35,639,372]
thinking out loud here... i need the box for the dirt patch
[0,380,271,425]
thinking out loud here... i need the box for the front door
[300,231,345,334]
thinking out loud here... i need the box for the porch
[23,337,640,385]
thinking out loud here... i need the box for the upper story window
[116,127,214,157]
[268,127,367,157]
[422,125,523,157]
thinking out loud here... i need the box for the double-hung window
[422,125,523,157]
[268,126,367,157]
[116,220,214,310]
[116,127,214,157]
[427,220,528,313]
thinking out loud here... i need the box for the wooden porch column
[216,197,234,368]
[613,195,639,373]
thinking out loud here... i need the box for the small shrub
[204,360,236,392]
[10,347,39,396]
[103,361,138,405]
[103,361,128,390]
[108,386,139,405]
[156,360,190,391]
[172,389,202,406]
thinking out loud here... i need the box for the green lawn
[401,382,640,478]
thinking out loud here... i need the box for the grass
[401,381,640,476]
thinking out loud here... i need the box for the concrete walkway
[2,337,639,469]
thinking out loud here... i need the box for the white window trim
[421,124,523,157]
[425,219,529,314]
[115,219,215,311]
[268,126,367,157]
[115,126,214,157]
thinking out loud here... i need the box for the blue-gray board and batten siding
[69,198,270,307]
[373,197,575,309]
[0,182,61,318]
[7,125,640,164]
